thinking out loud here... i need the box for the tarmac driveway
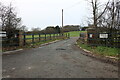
[2,37,118,78]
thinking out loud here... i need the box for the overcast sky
[0,0,108,30]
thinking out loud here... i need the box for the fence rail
[22,33,69,45]
[79,32,120,48]
[2,32,70,47]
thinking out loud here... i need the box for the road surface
[2,37,118,78]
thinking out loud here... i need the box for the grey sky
[0,0,108,30]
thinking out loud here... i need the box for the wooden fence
[1,31,19,47]
[22,33,70,46]
[1,31,70,48]
[79,28,120,48]
[87,33,120,48]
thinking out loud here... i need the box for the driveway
[2,37,118,78]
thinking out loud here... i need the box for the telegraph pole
[62,9,63,28]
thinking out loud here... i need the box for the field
[23,33,69,45]
[24,31,86,45]
[67,31,86,37]
[25,31,86,39]
[25,34,56,39]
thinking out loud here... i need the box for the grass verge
[77,40,119,58]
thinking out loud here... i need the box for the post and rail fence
[79,28,120,48]
[1,31,70,49]
[22,33,70,46]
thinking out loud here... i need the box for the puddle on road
[56,48,66,50]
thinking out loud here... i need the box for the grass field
[67,31,86,37]
[25,34,57,39]
[24,31,86,43]
[24,33,69,44]
[25,31,86,39]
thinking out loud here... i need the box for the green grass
[95,46,119,56]
[25,31,86,38]
[67,31,86,37]
[0,49,2,52]
[25,34,65,42]
[23,33,68,48]
[77,40,119,57]
[24,38,65,48]
[25,34,55,39]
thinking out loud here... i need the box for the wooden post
[68,33,70,38]
[67,33,68,38]
[23,32,26,46]
[57,33,59,39]
[59,33,60,39]
[45,34,46,41]
[66,33,67,38]
[62,33,64,39]
[39,34,41,42]
[50,34,51,40]
[59,33,61,39]
[32,33,34,44]
[56,34,57,39]
[57,34,58,38]
[62,9,63,28]
[54,34,55,39]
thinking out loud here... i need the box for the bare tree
[0,2,7,30]
[88,0,109,27]
[0,3,22,38]
[109,0,120,29]
[31,27,41,33]
[20,25,28,32]
[100,0,120,29]
[116,0,120,29]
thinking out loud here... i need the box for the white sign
[89,34,93,38]
[0,31,6,37]
[1,34,6,37]
[99,34,108,38]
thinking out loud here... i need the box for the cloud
[0,0,108,30]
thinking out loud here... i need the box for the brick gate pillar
[19,31,24,47]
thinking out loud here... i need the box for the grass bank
[77,40,119,57]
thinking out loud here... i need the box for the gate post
[19,31,24,47]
